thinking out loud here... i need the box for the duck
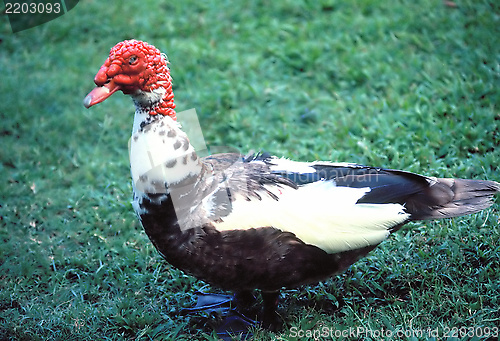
[84,39,499,331]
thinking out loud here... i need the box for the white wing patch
[268,158,317,174]
[213,180,410,254]
[268,157,359,174]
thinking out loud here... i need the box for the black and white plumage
[84,40,500,329]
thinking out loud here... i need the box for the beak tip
[83,94,93,108]
[83,81,119,109]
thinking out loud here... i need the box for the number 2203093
[5,2,61,14]
[443,326,499,338]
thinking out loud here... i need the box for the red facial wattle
[84,40,176,119]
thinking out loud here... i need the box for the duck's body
[129,112,497,293]
[84,39,499,328]
[128,113,379,291]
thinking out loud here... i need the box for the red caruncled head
[84,39,176,119]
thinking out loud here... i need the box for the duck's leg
[181,290,282,331]
[215,291,258,340]
[261,291,282,331]
[180,290,258,339]
[232,291,257,314]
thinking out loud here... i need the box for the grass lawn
[1,0,499,340]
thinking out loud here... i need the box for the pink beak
[83,79,121,108]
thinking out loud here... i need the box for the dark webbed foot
[180,291,234,316]
[216,310,257,341]
[181,290,283,336]
[181,291,258,340]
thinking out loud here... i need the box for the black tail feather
[273,162,498,221]
[406,178,500,220]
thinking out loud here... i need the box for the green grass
[1,0,499,340]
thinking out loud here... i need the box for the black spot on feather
[165,159,177,168]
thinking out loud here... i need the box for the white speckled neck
[129,114,202,197]
[131,86,176,134]
[132,109,152,134]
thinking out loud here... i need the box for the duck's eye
[129,56,138,65]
